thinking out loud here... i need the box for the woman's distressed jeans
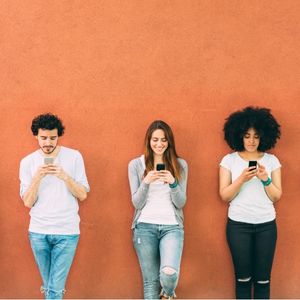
[133,222,184,299]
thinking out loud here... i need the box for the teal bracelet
[169,180,178,189]
[261,177,272,186]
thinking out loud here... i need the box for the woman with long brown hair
[128,120,188,299]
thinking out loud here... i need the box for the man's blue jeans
[29,232,79,300]
[133,222,184,299]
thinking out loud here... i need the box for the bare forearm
[264,169,282,203]
[23,177,42,208]
[64,175,87,201]
[220,177,244,202]
[265,183,282,203]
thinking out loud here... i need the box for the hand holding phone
[248,160,257,170]
[239,160,258,183]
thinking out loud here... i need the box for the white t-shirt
[220,152,281,224]
[137,155,178,225]
[19,146,90,234]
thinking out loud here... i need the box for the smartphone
[44,157,54,165]
[156,163,165,171]
[248,160,257,169]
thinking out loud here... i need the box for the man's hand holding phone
[32,157,55,180]
[44,164,69,181]
[36,157,68,181]
[34,165,51,181]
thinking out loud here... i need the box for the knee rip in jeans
[237,277,251,282]
[162,267,177,276]
[257,280,270,284]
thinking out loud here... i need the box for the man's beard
[41,145,56,154]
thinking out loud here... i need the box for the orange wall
[0,1,299,298]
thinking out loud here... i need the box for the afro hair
[223,106,281,151]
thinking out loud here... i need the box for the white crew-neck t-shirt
[19,146,90,234]
[220,152,281,224]
[137,155,178,225]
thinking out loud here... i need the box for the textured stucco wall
[0,1,299,298]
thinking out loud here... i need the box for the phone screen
[248,160,257,169]
[44,157,54,165]
[156,163,165,171]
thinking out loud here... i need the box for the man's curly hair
[223,106,281,151]
[31,113,65,136]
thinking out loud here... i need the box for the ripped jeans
[133,222,184,299]
[226,218,277,299]
[29,232,79,299]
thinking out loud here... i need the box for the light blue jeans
[133,222,184,299]
[29,232,79,300]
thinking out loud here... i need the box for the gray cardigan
[128,155,188,229]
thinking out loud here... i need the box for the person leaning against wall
[219,106,282,299]
[19,113,90,300]
[128,120,188,300]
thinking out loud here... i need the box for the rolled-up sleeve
[74,151,90,192]
[19,158,31,199]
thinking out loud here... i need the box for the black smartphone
[248,160,257,169]
[156,163,165,171]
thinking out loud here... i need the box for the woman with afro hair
[219,106,282,299]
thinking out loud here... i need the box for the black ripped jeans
[226,218,277,299]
